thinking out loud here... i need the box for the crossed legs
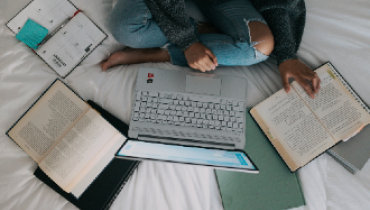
[101,0,274,71]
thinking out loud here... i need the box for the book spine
[327,62,370,114]
[326,151,357,173]
[103,161,140,210]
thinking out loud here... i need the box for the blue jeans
[109,0,269,66]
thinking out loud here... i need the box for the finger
[297,78,315,99]
[204,56,216,71]
[190,63,202,72]
[317,75,322,90]
[303,72,321,94]
[205,49,218,66]
[189,63,197,71]
[301,72,317,80]
[195,63,206,72]
[311,77,320,94]
[311,74,321,94]
[317,82,321,90]
[281,73,291,93]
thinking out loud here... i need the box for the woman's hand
[184,42,218,72]
[279,59,321,98]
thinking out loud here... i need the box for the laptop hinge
[138,135,235,150]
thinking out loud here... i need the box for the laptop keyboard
[132,91,244,133]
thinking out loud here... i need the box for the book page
[70,135,126,197]
[292,64,370,141]
[253,88,336,168]
[36,12,107,77]
[7,0,77,34]
[8,80,90,163]
[38,109,120,191]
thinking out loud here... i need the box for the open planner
[6,0,107,78]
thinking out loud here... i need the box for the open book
[6,0,107,78]
[7,80,126,197]
[251,62,370,172]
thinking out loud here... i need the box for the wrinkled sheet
[1,0,370,209]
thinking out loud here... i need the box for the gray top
[143,0,306,65]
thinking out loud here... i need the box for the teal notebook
[215,111,305,210]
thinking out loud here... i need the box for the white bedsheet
[1,0,370,209]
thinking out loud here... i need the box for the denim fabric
[109,0,269,66]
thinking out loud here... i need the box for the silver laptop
[128,68,248,150]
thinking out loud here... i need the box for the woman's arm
[143,0,218,71]
[252,0,320,98]
[252,0,305,65]
[143,0,198,51]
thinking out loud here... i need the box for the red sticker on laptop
[148,73,154,78]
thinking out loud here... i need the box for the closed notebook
[215,111,305,210]
[327,124,370,174]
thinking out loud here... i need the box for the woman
[102,0,320,98]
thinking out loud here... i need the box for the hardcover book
[34,100,140,210]
[7,80,129,198]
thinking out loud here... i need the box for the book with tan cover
[251,62,370,172]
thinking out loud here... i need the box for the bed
[1,0,370,209]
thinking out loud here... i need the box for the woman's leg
[109,0,168,48]
[103,0,273,70]
[168,0,274,66]
[102,0,171,70]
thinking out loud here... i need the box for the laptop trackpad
[185,75,221,96]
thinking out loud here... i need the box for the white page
[39,109,120,191]
[7,80,90,163]
[36,12,106,77]
[292,65,370,141]
[7,0,77,33]
[254,88,336,167]
[70,135,127,197]
[7,0,106,77]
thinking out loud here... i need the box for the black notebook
[34,100,139,210]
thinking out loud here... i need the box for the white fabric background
[0,0,370,209]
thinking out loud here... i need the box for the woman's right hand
[184,42,218,72]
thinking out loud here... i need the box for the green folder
[215,111,305,210]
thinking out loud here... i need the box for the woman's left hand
[278,59,321,98]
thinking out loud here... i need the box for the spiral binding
[326,62,370,114]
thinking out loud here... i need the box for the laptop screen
[116,140,258,173]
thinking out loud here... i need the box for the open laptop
[129,68,248,149]
[121,68,258,173]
